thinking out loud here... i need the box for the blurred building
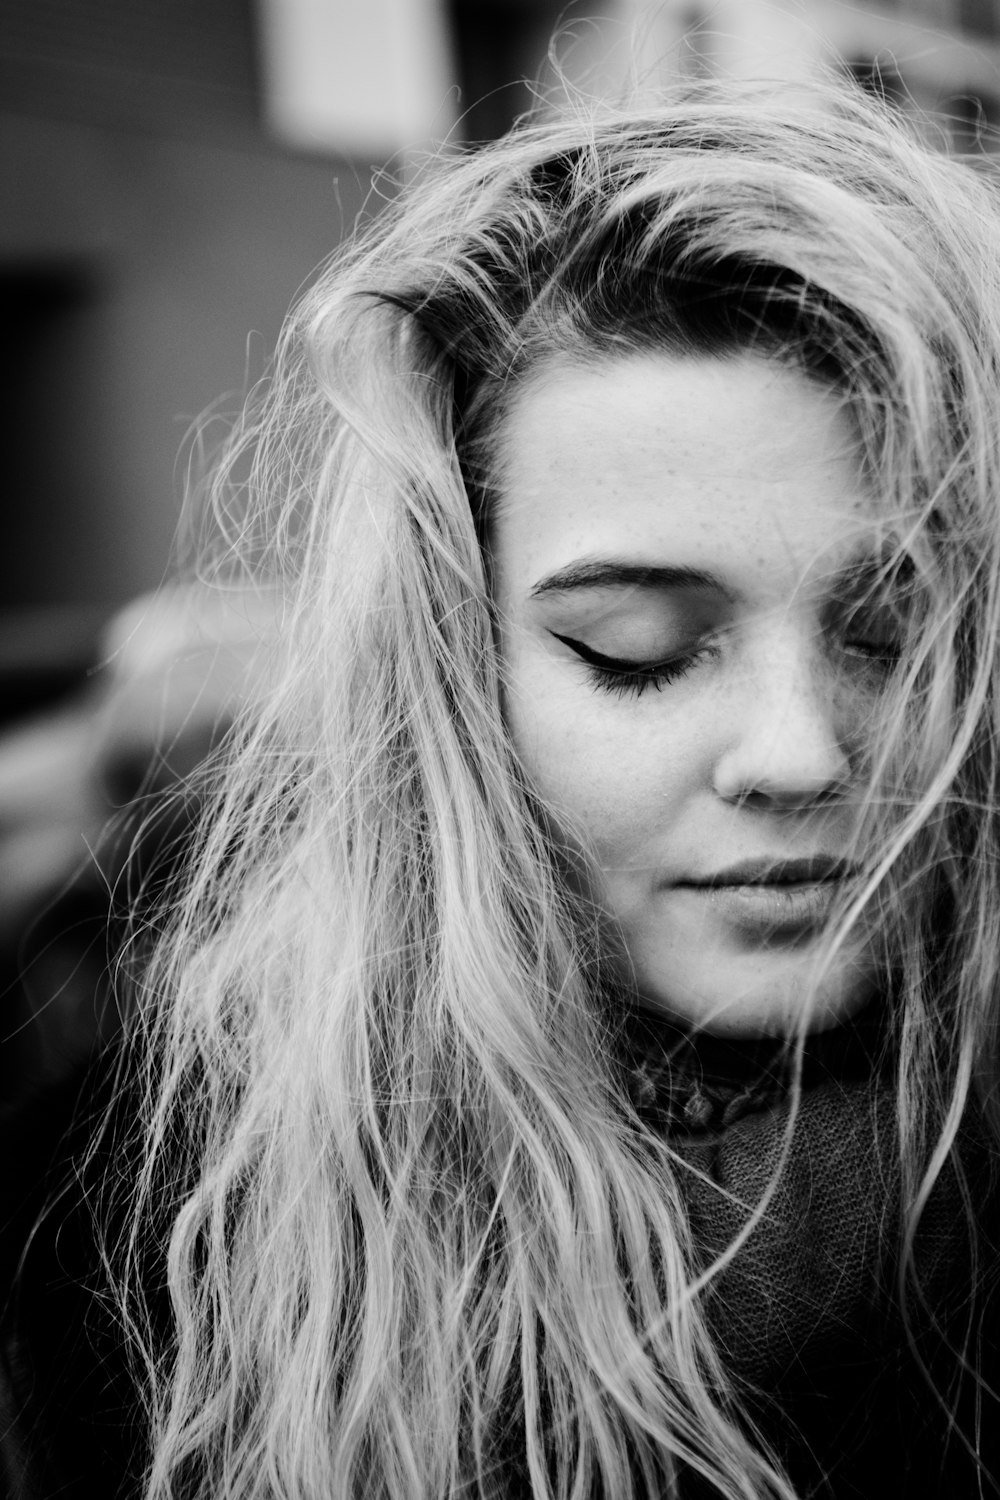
[1,0,999,720]
[0,0,374,718]
[259,1,1000,149]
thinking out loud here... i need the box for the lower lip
[678,880,844,937]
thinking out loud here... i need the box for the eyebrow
[528,561,734,601]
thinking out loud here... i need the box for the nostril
[712,686,854,809]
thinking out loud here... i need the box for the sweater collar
[622,1002,888,1134]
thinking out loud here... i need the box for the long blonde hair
[119,78,1000,1499]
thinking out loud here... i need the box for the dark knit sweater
[626,1013,1000,1497]
[3,1019,998,1499]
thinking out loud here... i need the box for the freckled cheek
[503,684,670,875]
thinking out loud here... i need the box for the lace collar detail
[622,1006,887,1135]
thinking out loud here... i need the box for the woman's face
[492,352,892,1036]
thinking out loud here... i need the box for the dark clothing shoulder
[3,1039,1000,1499]
[0,1052,153,1500]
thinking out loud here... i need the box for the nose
[712,634,854,809]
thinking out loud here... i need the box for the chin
[636,952,881,1038]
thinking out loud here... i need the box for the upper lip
[681,856,857,888]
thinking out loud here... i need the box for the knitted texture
[623,1012,985,1386]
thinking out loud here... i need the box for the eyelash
[840,625,902,680]
[552,634,712,697]
[554,628,901,699]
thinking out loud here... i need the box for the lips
[685,855,856,889]
[675,856,858,938]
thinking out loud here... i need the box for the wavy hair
[117,78,1000,1499]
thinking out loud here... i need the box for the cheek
[503,672,681,871]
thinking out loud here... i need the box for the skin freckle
[494,351,880,1037]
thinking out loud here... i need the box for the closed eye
[844,638,899,661]
[840,627,902,676]
[551,633,715,697]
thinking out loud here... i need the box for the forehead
[491,352,876,601]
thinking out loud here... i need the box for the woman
[10,77,1000,1499]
